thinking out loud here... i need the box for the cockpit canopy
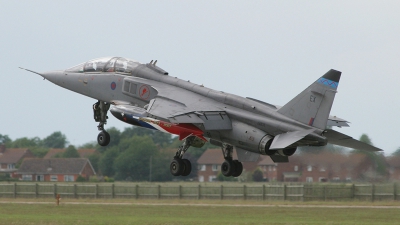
[66,57,140,73]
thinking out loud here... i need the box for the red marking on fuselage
[141,88,147,97]
[138,85,150,100]
[144,117,206,141]
[308,117,315,126]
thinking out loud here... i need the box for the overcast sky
[1,1,399,154]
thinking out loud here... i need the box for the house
[14,158,95,182]
[197,148,380,182]
[43,148,97,159]
[0,146,34,173]
[197,148,276,182]
[257,157,278,181]
[276,152,375,182]
[43,148,64,158]
[386,156,400,181]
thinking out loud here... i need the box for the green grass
[1,200,400,224]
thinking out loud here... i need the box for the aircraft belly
[217,120,266,154]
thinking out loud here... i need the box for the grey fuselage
[41,62,327,155]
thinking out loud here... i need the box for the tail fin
[277,69,341,130]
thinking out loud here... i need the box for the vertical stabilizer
[277,69,341,130]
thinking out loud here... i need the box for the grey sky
[1,1,399,154]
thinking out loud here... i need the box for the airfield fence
[0,182,399,202]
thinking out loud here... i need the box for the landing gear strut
[170,137,194,176]
[221,144,243,177]
[93,101,111,146]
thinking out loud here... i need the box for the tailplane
[277,69,341,130]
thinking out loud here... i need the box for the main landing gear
[93,101,111,146]
[221,144,243,177]
[170,137,195,176]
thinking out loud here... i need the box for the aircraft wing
[147,96,232,130]
[324,129,382,151]
[121,77,232,130]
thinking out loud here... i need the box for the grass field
[1,199,400,225]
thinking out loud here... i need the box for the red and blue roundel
[111,82,116,90]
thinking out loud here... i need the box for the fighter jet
[20,56,382,177]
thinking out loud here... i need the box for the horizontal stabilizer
[270,155,289,163]
[324,129,382,151]
[327,115,349,127]
[270,129,315,150]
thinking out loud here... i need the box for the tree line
[0,128,212,182]
[0,130,397,182]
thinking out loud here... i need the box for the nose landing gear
[97,131,110,146]
[93,101,111,146]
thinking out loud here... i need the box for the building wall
[14,174,79,182]
[298,165,330,182]
[197,164,219,182]
[81,163,96,178]
[259,165,278,181]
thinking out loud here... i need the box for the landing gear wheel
[170,158,184,176]
[97,131,110,146]
[181,159,192,176]
[232,160,243,177]
[221,160,235,177]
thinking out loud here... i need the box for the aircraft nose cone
[41,70,64,80]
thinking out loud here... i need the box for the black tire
[232,160,243,177]
[97,131,110,146]
[221,160,234,177]
[181,159,192,176]
[170,158,184,176]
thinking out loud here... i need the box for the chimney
[0,144,5,154]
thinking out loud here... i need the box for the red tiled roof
[43,148,97,159]
[16,158,94,175]
[0,148,33,164]
[43,148,64,159]
[77,149,97,158]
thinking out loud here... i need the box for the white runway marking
[1,201,400,209]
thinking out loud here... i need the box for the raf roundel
[139,85,151,100]
[111,82,116,90]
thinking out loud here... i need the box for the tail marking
[317,78,338,89]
